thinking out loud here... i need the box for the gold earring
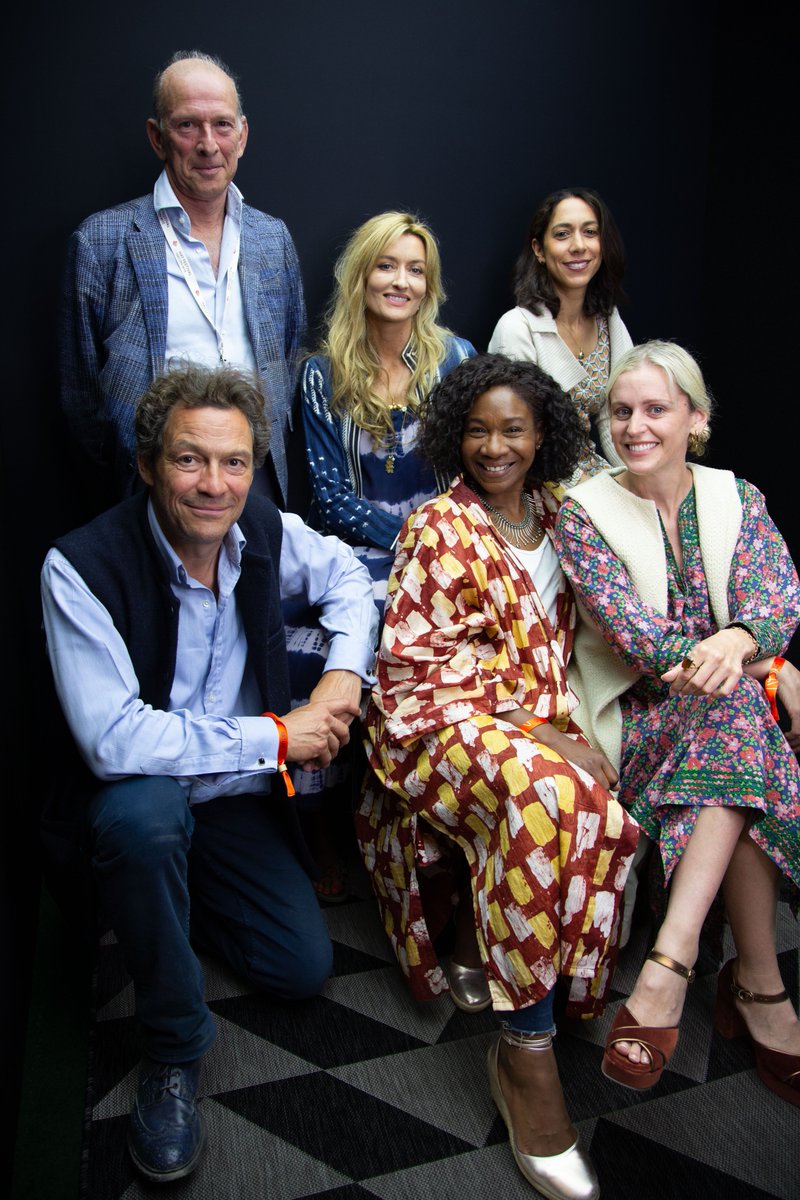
[687,427,710,456]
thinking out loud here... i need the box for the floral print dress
[556,478,800,888]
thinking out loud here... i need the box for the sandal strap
[647,949,696,983]
[730,965,788,1005]
[500,1028,553,1052]
[606,1028,672,1072]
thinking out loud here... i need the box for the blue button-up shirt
[42,504,377,803]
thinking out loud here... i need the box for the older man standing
[61,50,304,504]
[42,365,376,1182]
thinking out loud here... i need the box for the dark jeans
[87,778,332,1062]
[500,988,556,1036]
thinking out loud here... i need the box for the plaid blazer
[60,193,306,502]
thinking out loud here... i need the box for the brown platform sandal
[602,949,695,1090]
[714,959,800,1107]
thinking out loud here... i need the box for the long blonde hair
[320,211,451,445]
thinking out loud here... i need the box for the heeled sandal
[714,959,800,1107]
[602,949,695,1091]
[487,1030,599,1200]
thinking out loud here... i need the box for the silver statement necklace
[479,491,542,548]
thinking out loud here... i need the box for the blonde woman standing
[301,211,475,609]
[288,213,474,899]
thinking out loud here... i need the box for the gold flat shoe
[487,1036,599,1200]
[448,961,492,1013]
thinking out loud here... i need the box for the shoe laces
[148,1063,187,1101]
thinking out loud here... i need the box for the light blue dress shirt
[155,170,257,374]
[42,503,377,803]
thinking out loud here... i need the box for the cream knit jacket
[563,465,742,769]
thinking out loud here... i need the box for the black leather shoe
[128,1057,207,1182]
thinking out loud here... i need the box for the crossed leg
[614,806,745,1066]
[614,806,798,1068]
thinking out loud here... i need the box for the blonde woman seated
[358,355,638,1200]
[555,341,800,1104]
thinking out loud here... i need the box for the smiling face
[364,233,427,330]
[532,196,602,299]
[138,403,254,568]
[609,363,706,485]
[461,386,541,514]
[146,61,248,211]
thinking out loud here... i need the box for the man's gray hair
[135,364,271,470]
[151,50,244,125]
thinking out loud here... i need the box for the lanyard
[158,208,241,363]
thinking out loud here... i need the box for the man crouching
[41,364,377,1181]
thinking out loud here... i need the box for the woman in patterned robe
[555,340,800,1106]
[359,355,638,1200]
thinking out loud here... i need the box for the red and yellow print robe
[357,479,638,1019]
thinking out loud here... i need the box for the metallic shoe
[128,1057,207,1182]
[448,961,492,1012]
[487,1035,599,1200]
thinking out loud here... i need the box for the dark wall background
[2,0,789,1173]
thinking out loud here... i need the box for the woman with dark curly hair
[489,187,630,481]
[357,354,638,1200]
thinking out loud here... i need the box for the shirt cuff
[324,636,377,684]
[237,715,280,772]
[731,616,785,660]
[650,635,697,676]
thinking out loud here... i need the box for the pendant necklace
[557,317,588,361]
[385,403,412,474]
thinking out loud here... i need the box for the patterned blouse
[571,316,611,479]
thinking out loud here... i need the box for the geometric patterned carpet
[83,862,800,1200]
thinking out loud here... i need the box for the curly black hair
[419,353,589,487]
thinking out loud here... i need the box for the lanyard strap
[158,208,240,363]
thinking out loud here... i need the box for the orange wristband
[261,712,295,797]
[764,657,785,722]
[520,716,548,735]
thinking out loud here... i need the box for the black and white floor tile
[82,867,800,1200]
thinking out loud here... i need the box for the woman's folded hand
[533,724,620,791]
[661,627,755,697]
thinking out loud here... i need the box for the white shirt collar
[153,168,244,228]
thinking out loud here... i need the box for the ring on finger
[682,655,697,672]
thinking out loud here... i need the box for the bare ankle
[497,1040,575,1156]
